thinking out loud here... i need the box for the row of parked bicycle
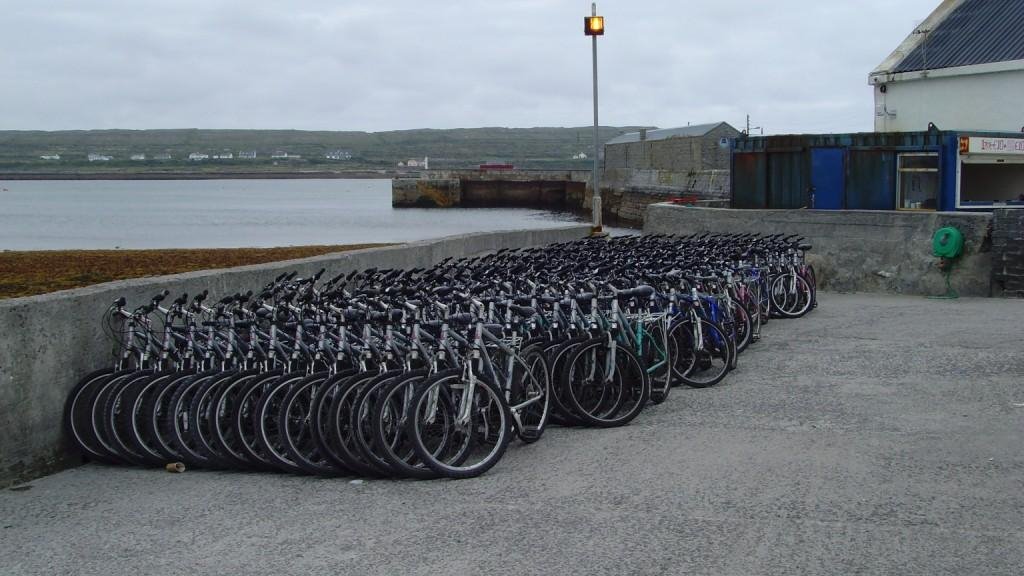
[63,233,817,479]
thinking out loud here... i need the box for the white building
[154,153,172,161]
[402,157,429,169]
[188,152,209,161]
[130,154,146,161]
[870,0,1024,133]
[572,152,588,160]
[271,151,300,159]
[39,154,60,160]
[87,153,112,162]
[212,152,234,159]
[238,151,257,159]
[325,149,352,160]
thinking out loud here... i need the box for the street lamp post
[584,3,604,233]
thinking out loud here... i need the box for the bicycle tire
[407,369,512,479]
[669,319,731,388]
[562,338,650,427]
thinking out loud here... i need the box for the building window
[897,153,939,210]
[960,161,1024,206]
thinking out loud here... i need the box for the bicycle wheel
[640,321,672,405]
[119,370,186,465]
[254,372,309,474]
[770,273,813,319]
[230,370,286,470]
[508,344,551,443]
[166,371,232,468]
[63,367,120,464]
[372,370,441,480]
[546,335,591,426]
[91,369,151,464]
[350,369,407,477]
[562,338,650,427]
[104,369,171,466]
[208,369,267,469]
[307,369,360,474]
[279,371,341,476]
[407,370,513,479]
[731,300,753,354]
[184,366,239,467]
[741,290,763,343]
[805,264,818,309]
[139,369,204,462]
[669,319,731,388]
[326,371,388,477]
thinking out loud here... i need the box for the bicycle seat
[573,292,596,303]
[616,285,655,299]
[509,305,536,318]
[446,313,476,326]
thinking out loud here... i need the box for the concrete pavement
[2,293,1022,575]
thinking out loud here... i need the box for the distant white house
[188,152,209,161]
[154,153,172,161]
[271,151,300,159]
[87,153,112,162]
[238,151,257,159]
[325,149,352,160]
[130,153,146,161]
[39,154,60,160]
[212,152,234,160]
[402,157,429,169]
[572,152,588,160]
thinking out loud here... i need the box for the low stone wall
[461,180,583,208]
[391,178,461,207]
[644,204,993,296]
[602,169,731,201]
[992,208,1024,297]
[586,186,730,224]
[0,226,590,487]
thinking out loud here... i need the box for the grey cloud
[0,0,940,133]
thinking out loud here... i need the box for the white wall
[874,68,1024,133]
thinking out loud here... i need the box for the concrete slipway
[1,293,1021,575]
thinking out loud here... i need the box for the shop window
[961,161,1024,205]
[897,153,939,210]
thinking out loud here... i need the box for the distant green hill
[0,127,651,174]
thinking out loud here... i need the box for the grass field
[0,126,646,173]
[0,244,393,299]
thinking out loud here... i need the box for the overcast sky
[1,0,939,134]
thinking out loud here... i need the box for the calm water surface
[0,179,624,250]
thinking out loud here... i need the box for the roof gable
[605,122,736,146]
[875,0,1024,76]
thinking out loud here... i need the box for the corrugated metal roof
[604,122,730,146]
[893,0,1024,73]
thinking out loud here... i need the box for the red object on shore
[479,164,515,171]
[671,195,699,205]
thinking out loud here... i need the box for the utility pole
[745,114,762,136]
[584,3,605,233]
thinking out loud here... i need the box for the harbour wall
[645,204,995,296]
[392,169,721,226]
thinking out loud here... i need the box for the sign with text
[965,137,1024,155]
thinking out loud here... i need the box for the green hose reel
[932,227,964,259]
[930,227,963,299]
